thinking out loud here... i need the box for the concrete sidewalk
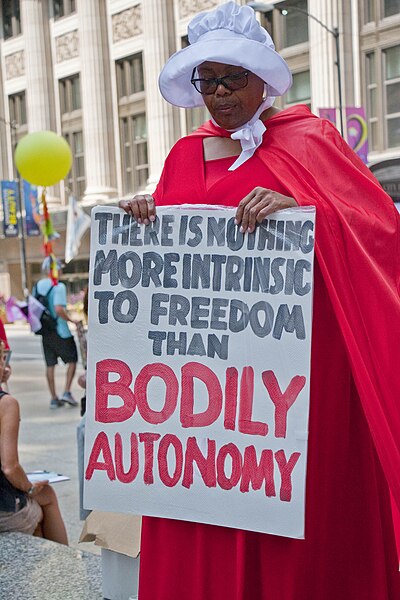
[3,321,99,555]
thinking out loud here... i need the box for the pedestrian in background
[33,262,79,409]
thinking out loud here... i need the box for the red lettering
[158,434,183,487]
[139,432,161,484]
[85,432,115,480]
[216,443,242,490]
[135,363,178,424]
[224,367,238,431]
[262,371,306,438]
[240,445,275,496]
[95,359,135,423]
[115,433,139,483]
[274,449,301,502]
[239,367,268,436]
[182,437,217,488]
[180,362,222,428]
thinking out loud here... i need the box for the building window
[363,0,375,23]
[384,0,400,18]
[64,131,86,199]
[116,54,144,99]
[186,107,209,133]
[120,114,148,194]
[365,52,378,150]
[281,0,308,47]
[116,54,147,194]
[59,74,81,115]
[59,73,84,197]
[8,91,27,179]
[53,0,76,19]
[2,0,21,40]
[285,71,311,106]
[383,45,400,148]
[9,91,27,127]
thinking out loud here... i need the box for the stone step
[0,532,102,600]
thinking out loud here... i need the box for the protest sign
[84,205,315,538]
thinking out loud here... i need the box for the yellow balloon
[14,131,72,187]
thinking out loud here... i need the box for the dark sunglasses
[190,69,250,95]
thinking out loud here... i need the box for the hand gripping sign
[84,205,315,539]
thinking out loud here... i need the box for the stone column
[141,0,179,190]
[0,54,8,181]
[77,0,117,204]
[20,1,60,206]
[308,0,342,125]
[20,0,55,132]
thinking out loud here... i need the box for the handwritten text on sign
[84,206,315,538]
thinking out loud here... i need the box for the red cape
[193,106,400,515]
[140,105,400,598]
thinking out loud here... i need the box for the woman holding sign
[119,2,400,598]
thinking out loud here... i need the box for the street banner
[318,106,369,164]
[65,195,91,263]
[345,107,368,164]
[1,180,19,237]
[318,107,337,125]
[23,180,41,237]
[84,205,316,539]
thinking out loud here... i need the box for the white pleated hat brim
[158,29,292,109]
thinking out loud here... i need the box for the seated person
[0,357,68,544]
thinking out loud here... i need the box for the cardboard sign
[84,205,316,539]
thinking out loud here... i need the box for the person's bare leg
[64,362,76,393]
[34,485,68,545]
[46,365,57,399]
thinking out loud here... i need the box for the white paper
[27,470,70,484]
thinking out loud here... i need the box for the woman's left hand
[235,187,298,233]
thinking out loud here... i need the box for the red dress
[138,106,400,599]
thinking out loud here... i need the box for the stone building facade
[0,0,399,298]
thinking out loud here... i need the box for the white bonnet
[159,1,292,108]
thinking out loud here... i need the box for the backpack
[32,284,58,336]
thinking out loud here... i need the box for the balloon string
[41,188,59,284]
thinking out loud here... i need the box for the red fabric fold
[195,106,400,513]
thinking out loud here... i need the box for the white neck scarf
[210,95,274,170]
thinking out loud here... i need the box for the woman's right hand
[119,195,157,225]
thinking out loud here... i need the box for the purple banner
[23,180,41,237]
[319,107,369,164]
[1,180,19,237]
[346,107,369,164]
[318,108,337,125]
